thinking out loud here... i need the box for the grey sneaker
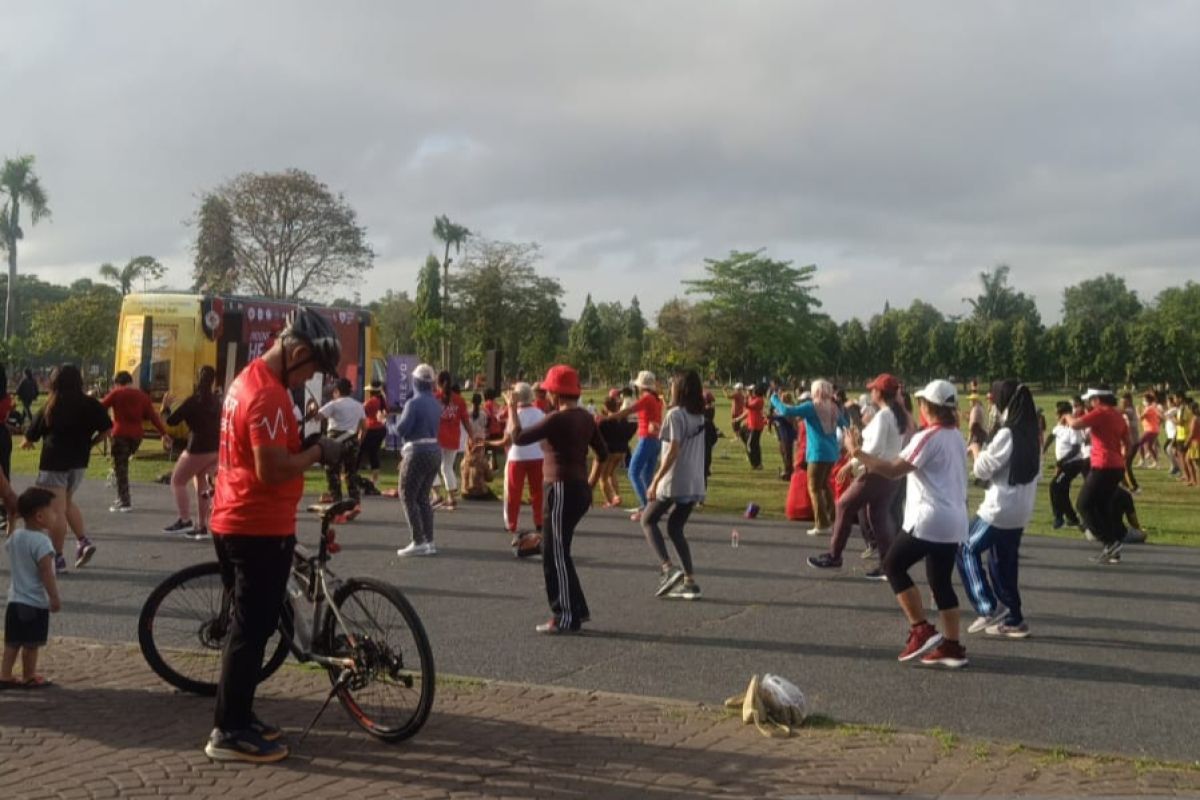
[74,539,96,569]
[669,581,702,600]
[967,609,1006,634]
[109,502,132,513]
[1092,541,1122,564]
[204,727,289,763]
[655,567,685,597]
[861,545,878,559]
[985,622,1031,639]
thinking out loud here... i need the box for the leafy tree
[205,169,373,300]
[838,319,870,384]
[685,249,820,379]
[966,265,1041,327]
[371,290,418,356]
[191,193,237,293]
[568,295,605,382]
[99,255,165,295]
[1,154,51,340]
[448,238,564,378]
[623,296,646,375]
[413,254,443,362]
[432,214,471,365]
[1061,274,1141,383]
[30,286,122,374]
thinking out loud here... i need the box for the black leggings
[883,529,960,611]
[1077,467,1124,545]
[641,499,696,574]
[747,429,763,468]
[542,480,592,630]
[358,427,386,471]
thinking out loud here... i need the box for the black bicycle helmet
[282,306,342,374]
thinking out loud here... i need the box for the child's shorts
[4,602,50,647]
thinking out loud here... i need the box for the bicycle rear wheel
[321,578,435,741]
[138,561,291,696]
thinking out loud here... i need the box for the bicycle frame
[282,502,362,674]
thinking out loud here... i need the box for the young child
[3,487,61,688]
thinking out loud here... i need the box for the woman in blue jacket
[770,379,847,535]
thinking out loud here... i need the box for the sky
[3,1,1199,325]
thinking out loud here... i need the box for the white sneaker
[806,527,831,536]
[967,609,1007,634]
[397,541,436,557]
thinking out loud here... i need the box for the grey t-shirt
[5,527,55,608]
[658,407,707,501]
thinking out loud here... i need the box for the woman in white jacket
[958,380,1041,638]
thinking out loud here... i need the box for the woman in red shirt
[1069,387,1129,564]
[733,385,767,469]
[358,381,387,488]
[1136,392,1162,469]
[434,371,472,510]
[611,371,663,520]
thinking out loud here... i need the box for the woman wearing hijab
[770,379,847,535]
[958,380,1041,639]
[395,364,444,557]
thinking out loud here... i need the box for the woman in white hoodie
[958,380,1041,638]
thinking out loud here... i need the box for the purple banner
[385,354,420,450]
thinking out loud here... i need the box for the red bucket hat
[541,364,581,398]
[866,373,900,394]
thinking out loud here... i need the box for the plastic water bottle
[731,529,741,548]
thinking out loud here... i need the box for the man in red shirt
[1069,387,1129,564]
[204,308,343,763]
[101,371,169,512]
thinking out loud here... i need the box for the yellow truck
[114,293,384,435]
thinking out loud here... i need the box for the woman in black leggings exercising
[846,379,969,669]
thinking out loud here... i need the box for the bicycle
[138,499,435,742]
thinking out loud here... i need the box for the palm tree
[1,155,52,340]
[99,255,165,295]
[431,214,471,366]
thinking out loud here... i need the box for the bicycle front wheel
[321,578,435,741]
[138,561,291,696]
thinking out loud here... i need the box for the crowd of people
[2,310,1196,759]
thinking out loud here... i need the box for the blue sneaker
[204,727,289,763]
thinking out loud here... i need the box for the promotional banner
[385,354,420,450]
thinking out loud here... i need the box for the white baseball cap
[915,379,958,408]
[1081,387,1115,402]
[634,370,657,390]
[734,382,744,390]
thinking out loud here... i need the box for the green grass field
[9,392,1197,547]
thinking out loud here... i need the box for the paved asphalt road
[5,478,1198,762]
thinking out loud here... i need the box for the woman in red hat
[508,364,609,634]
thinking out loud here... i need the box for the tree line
[5,155,1199,390]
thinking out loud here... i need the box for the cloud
[4,0,1198,326]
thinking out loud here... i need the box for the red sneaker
[898,622,943,662]
[920,640,969,668]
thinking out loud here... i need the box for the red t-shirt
[436,391,471,449]
[210,359,304,537]
[0,395,12,422]
[101,386,166,440]
[630,392,663,438]
[1079,406,1128,470]
[363,396,385,431]
[534,397,553,414]
[745,395,766,431]
[730,391,745,420]
[1141,405,1161,435]
[484,399,505,437]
